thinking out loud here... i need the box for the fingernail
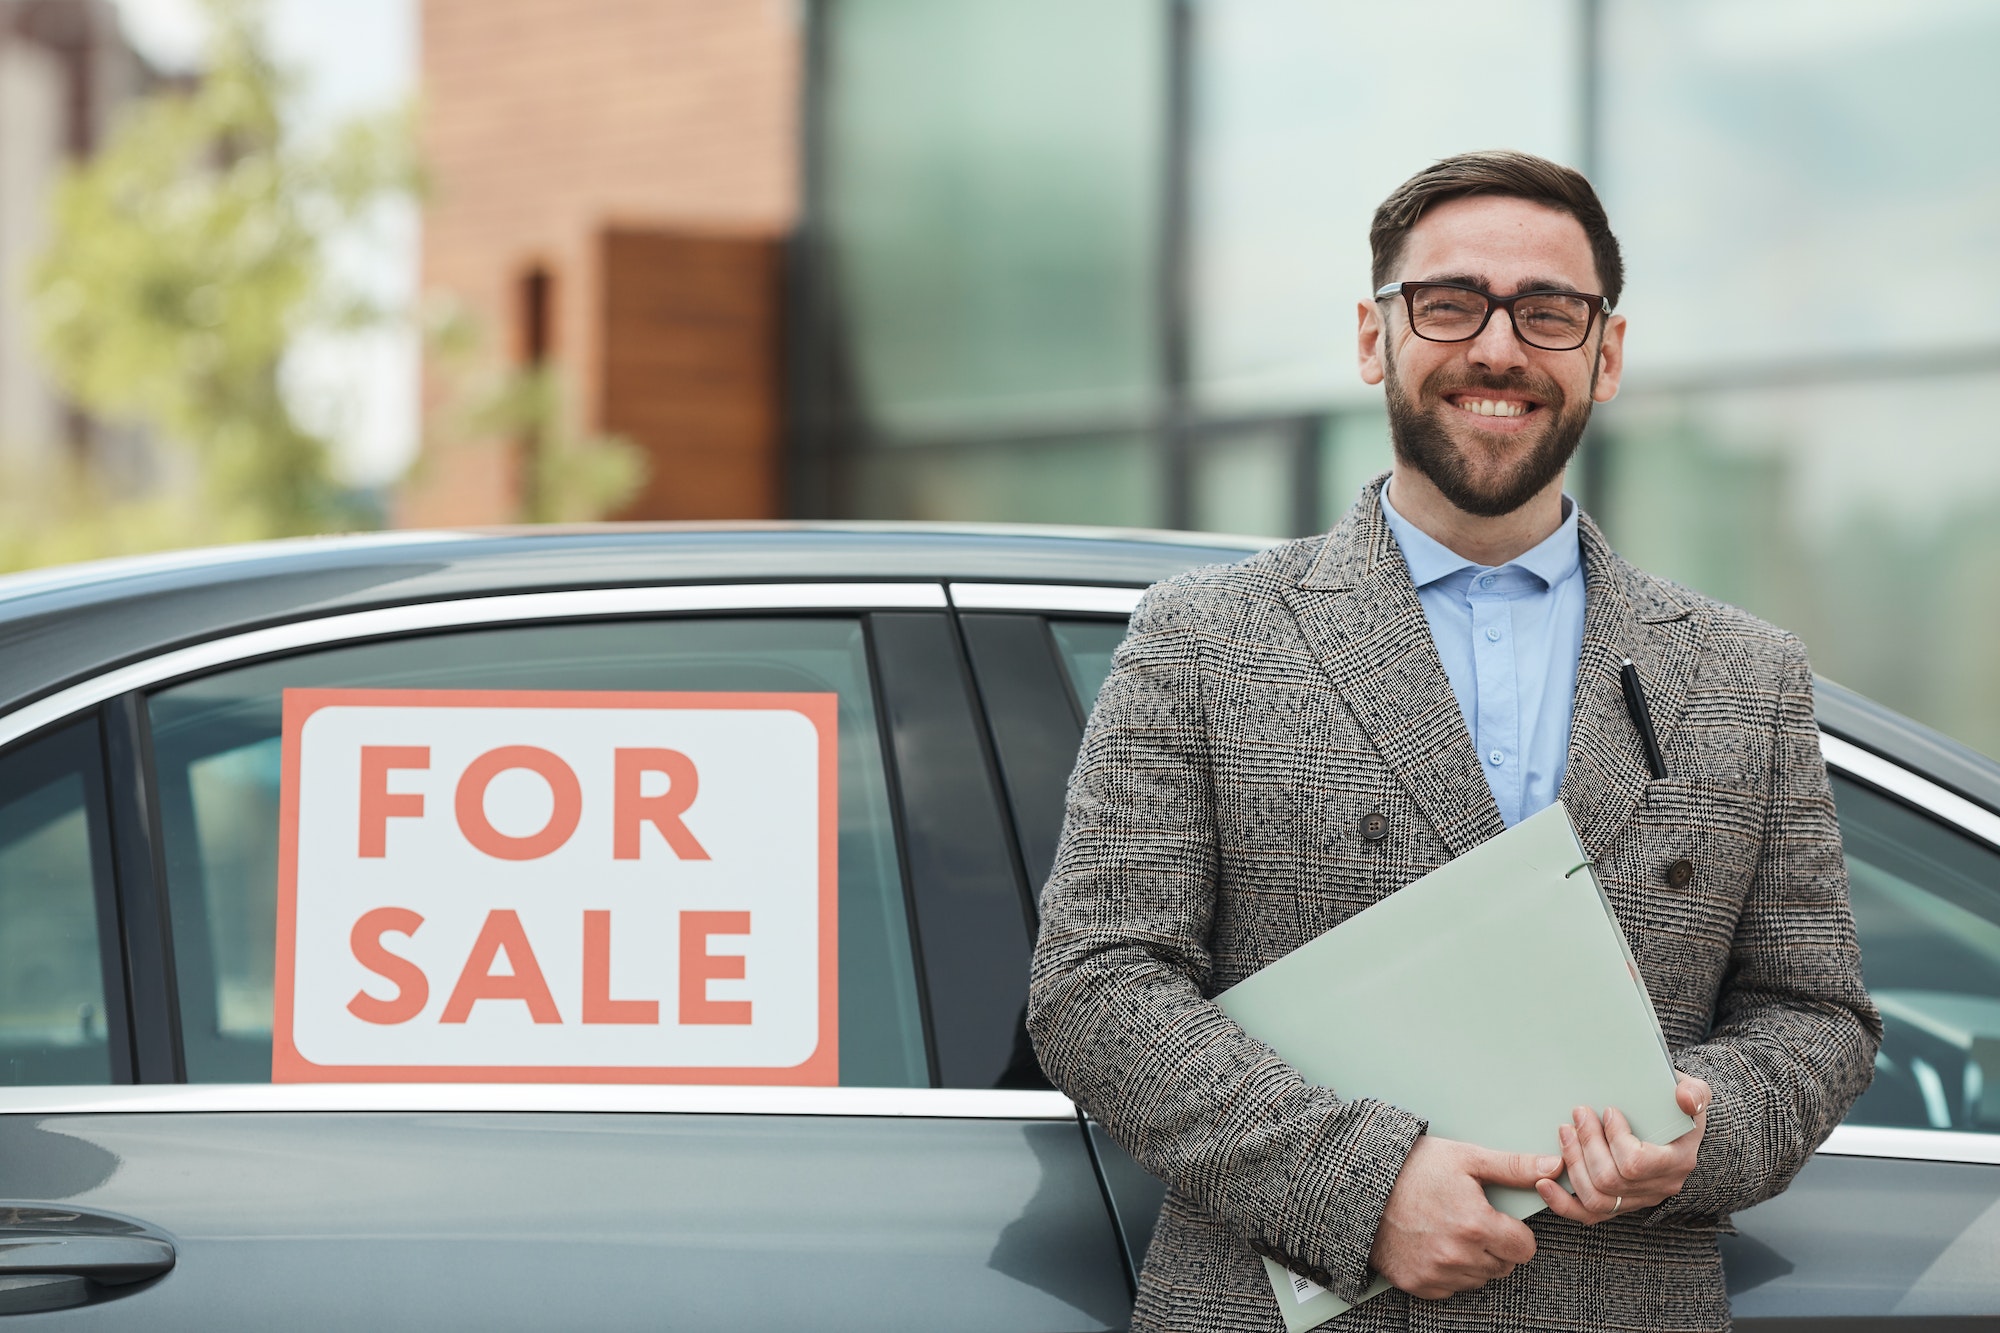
[1558,1125,1573,1148]
[1572,1107,1585,1127]
[1536,1155,1561,1174]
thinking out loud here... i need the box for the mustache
[1420,369,1565,404]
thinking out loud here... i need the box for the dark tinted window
[0,720,117,1085]
[1837,775,2000,1133]
[1048,620,1128,721]
[148,618,927,1088]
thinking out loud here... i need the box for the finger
[1572,1107,1630,1199]
[1675,1074,1712,1120]
[1481,1213,1537,1265]
[1603,1106,1665,1183]
[1535,1176,1601,1226]
[1559,1122,1616,1215]
[1467,1146,1564,1189]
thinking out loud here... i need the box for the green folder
[1214,801,1695,1331]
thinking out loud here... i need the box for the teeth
[1456,398,1528,417]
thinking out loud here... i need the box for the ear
[1591,312,1627,403]
[1358,300,1386,386]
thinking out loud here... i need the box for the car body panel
[0,1108,1128,1331]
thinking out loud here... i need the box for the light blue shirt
[1379,483,1587,828]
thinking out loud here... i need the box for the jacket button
[1250,1238,1276,1259]
[1306,1265,1335,1289]
[1665,858,1694,889]
[1358,811,1389,842]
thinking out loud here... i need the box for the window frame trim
[0,583,949,755]
[1820,732,2000,854]
[0,1083,1078,1120]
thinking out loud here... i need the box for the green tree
[26,0,413,550]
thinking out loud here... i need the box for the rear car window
[0,719,117,1086]
[147,618,928,1088]
[1048,620,1127,721]
[1836,775,2000,1134]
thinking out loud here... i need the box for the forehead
[1396,195,1599,293]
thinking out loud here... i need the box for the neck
[1385,463,1568,567]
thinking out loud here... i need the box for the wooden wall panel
[598,227,781,520]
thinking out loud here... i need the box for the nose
[1464,300,1531,375]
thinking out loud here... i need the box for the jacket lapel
[1283,481,1505,859]
[1559,514,1706,861]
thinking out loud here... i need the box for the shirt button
[1488,749,1504,766]
[1479,574,1496,589]
[1484,626,1502,641]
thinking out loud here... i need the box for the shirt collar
[1379,480,1581,591]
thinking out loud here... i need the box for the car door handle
[0,1234,175,1285]
[0,1206,176,1316]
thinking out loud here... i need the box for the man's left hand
[1535,1073,1709,1224]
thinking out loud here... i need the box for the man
[1026,151,1879,1332]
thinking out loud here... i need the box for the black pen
[1620,658,1669,781]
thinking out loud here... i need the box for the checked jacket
[1026,477,1880,1333]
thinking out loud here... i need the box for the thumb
[1467,1146,1564,1188]
[1675,1074,1712,1118]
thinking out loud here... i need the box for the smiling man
[1028,151,1880,1331]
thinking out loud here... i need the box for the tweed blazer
[1027,478,1881,1333]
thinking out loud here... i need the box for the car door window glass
[1048,620,1128,722]
[1836,774,2000,1133]
[148,618,927,1088]
[0,719,117,1086]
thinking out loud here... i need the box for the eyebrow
[1416,273,1591,296]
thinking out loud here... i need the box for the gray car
[0,525,1993,1330]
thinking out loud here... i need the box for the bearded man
[1026,150,1879,1332]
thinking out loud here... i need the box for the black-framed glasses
[1375,281,1608,352]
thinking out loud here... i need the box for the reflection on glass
[1597,372,2000,758]
[1603,0,2000,368]
[851,434,1159,526]
[1837,776,2000,1133]
[1049,620,1129,722]
[828,0,1162,438]
[148,620,929,1088]
[0,720,112,1086]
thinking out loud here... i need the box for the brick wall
[402,0,799,526]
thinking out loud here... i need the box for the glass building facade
[791,0,2000,757]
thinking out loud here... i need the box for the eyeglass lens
[1407,284,1595,351]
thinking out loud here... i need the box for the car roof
[1,522,1992,822]
[0,523,1270,717]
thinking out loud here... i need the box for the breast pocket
[1617,777,1767,1040]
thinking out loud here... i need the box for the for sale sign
[272,689,838,1084]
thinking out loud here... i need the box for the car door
[1722,739,2000,1329]
[959,584,2000,1326]
[0,582,1127,1331]
[951,583,1167,1284]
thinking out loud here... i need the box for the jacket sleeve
[1650,635,1882,1224]
[1026,580,1425,1303]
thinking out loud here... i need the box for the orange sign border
[272,687,840,1086]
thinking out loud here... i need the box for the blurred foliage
[417,301,647,525]
[27,0,413,547]
[16,0,642,575]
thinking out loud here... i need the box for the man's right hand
[1366,1135,1561,1300]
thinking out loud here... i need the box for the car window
[0,719,118,1086]
[1047,620,1128,721]
[1836,774,2000,1133]
[146,618,928,1088]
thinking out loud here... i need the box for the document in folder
[1214,800,1695,1332]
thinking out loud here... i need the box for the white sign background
[273,689,838,1083]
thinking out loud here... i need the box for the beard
[1383,346,1594,518]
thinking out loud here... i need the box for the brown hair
[1369,150,1624,308]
